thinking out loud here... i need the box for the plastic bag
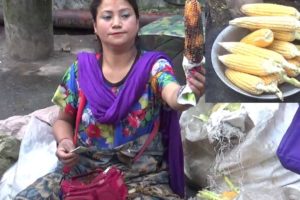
[0,116,58,199]
[181,102,300,199]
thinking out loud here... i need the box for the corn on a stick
[240,3,300,19]
[184,0,203,63]
[178,0,204,106]
[229,16,300,32]
[218,54,283,76]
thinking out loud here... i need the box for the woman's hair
[90,0,140,22]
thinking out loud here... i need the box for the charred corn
[240,3,300,19]
[229,16,300,32]
[273,31,300,42]
[218,54,282,76]
[219,42,300,73]
[267,40,300,59]
[240,29,273,47]
[184,0,204,63]
[225,69,282,96]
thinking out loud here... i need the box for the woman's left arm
[162,67,206,111]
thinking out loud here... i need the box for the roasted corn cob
[273,31,300,42]
[184,0,204,63]
[218,54,282,76]
[219,42,300,73]
[240,29,274,47]
[229,16,300,32]
[225,69,282,97]
[240,3,300,19]
[267,40,300,59]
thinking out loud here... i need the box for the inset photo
[205,0,300,102]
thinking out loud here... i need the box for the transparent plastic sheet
[0,116,58,200]
[225,0,264,18]
[180,102,300,199]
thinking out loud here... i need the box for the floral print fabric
[52,54,177,150]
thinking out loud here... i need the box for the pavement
[0,26,99,120]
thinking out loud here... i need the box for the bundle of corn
[177,0,204,106]
[217,3,300,100]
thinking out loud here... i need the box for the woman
[15,0,205,199]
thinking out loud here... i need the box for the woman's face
[93,0,139,49]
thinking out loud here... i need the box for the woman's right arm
[53,110,79,167]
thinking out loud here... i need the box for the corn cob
[240,29,273,47]
[267,40,300,59]
[219,42,300,73]
[261,72,300,88]
[184,0,204,63]
[218,54,282,76]
[285,59,300,77]
[229,16,300,32]
[240,3,300,19]
[273,31,300,42]
[225,68,282,96]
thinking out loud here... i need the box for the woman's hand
[187,65,206,100]
[56,138,79,167]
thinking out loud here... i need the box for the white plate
[211,25,300,100]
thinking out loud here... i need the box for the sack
[60,166,128,200]
[277,105,300,174]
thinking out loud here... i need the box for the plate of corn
[211,3,300,101]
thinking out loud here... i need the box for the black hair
[90,0,140,22]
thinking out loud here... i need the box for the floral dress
[15,52,182,200]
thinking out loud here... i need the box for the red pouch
[60,166,128,200]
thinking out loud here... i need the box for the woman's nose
[112,16,122,28]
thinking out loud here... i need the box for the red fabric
[61,166,128,200]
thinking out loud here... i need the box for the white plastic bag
[0,116,58,199]
[181,102,300,199]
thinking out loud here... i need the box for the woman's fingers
[188,69,206,98]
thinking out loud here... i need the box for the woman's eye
[121,14,130,19]
[101,15,112,20]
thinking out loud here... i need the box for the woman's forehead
[98,0,132,10]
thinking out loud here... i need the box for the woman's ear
[93,22,97,34]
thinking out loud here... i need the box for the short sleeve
[150,58,178,97]
[51,61,79,116]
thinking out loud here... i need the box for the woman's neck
[101,45,138,70]
[100,45,138,84]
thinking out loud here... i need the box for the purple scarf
[77,51,185,197]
